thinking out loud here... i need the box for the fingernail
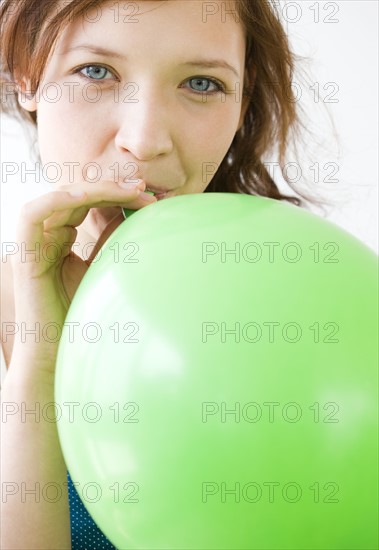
[119,181,140,190]
[140,191,157,201]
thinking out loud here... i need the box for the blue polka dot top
[67,471,116,550]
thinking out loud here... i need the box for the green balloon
[55,193,378,549]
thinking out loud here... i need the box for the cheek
[36,96,111,168]
[178,104,241,183]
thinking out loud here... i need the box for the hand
[10,179,156,372]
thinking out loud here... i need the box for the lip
[144,183,175,200]
[154,193,169,201]
[144,183,172,194]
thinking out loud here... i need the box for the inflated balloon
[55,193,378,549]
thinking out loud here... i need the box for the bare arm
[1,366,71,549]
[1,179,156,549]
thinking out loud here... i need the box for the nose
[114,88,174,161]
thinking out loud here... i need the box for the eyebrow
[60,45,240,78]
[59,45,127,59]
[182,60,239,78]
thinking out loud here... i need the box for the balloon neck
[122,190,155,220]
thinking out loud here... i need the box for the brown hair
[0,0,331,209]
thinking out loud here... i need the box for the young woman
[0,0,326,548]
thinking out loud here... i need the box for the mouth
[145,184,172,200]
[122,183,173,219]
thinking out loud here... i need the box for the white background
[1,0,378,252]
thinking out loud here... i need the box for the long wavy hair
[0,0,331,209]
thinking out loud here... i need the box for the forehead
[53,0,245,66]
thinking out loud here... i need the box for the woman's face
[23,0,246,200]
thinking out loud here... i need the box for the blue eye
[79,65,113,80]
[186,77,224,94]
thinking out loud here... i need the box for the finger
[16,183,141,243]
[44,181,156,230]
[16,191,85,247]
[57,179,146,197]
